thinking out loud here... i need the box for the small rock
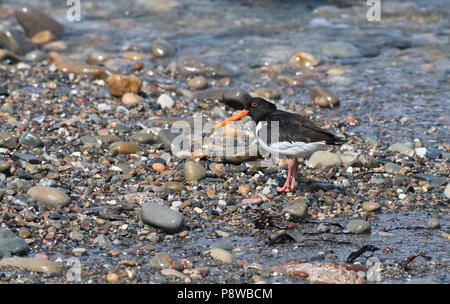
[282,201,308,219]
[307,151,342,168]
[184,160,207,182]
[388,143,414,154]
[310,86,339,108]
[188,76,208,90]
[106,74,142,96]
[157,94,175,109]
[31,30,55,45]
[362,202,380,212]
[426,218,441,229]
[106,272,119,282]
[162,182,185,192]
[122,93,143,106]
[111,142,140,155]
[384,163,403,173]
[140,203,185,233]
[0,228,28,258]
[151,39,177,58]
[209,248,233,263]
[445,184,450,200]
[0,132,18,150]
[322,42,359,58]
[69,231,84,241]
[0,257,61,273]
[131,132,154,144]
[27,186,70,208]
[19,131,43,148]
[415,147,427,158]
[289,51,320,68]
[346,220,371,234]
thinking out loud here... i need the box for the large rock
[15,7,64,37]
[0,25,34,55]
[140,203,185,233]
[0,228,28,258]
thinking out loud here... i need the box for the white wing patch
[256,121,326,158]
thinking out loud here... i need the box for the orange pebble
[152,163,165,172]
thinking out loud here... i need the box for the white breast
[255,121,326,159]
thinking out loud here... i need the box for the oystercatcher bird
[214,97,346,192]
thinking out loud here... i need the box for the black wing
[259,110,346,145]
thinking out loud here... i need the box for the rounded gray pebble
[140,202,185,233]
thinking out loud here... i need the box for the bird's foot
[277,186,292,193]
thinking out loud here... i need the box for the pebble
[27,186,71,208]
[48,52,108,78]
[426,219,441,229]
[388,143,414,154]
[0,161,11,173]
[31,30,55,45]
[322,42,360,58]
[0,131,18,150]
[15,7,64,37]
[184,160,207,182]
[289,51,320,68]
[69,231,84,241]
[445,184,450,200]
[384,163,403,173]
[188,76,208,90]
[140,203,185,233]
[306,151,342,168]
[362,202,380,212]
[111,142,140,154]
[131,132,154,144]
[151,39,177,58]
[162,182,185,192]
[122,93,143,106]
[317,223,330,233]
[0,25,33,55]
[346,220,371,234]
[106,272,119,282]
[161,268,186,279]
[191,88,251,109]
[106,74,142,96]
[282,200,308,219]
[0,228,28,258]
[19,131,43,148]
[415,147,427,158]
[209,248,233,263]
[149,252,172,270]
[11,152,40,164]
[0,257,61,273]
[157,94,175,109]
[178,56,232,76]
[310,86,339,108]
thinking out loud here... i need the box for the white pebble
[415,147,427,158]
[157,94,175,109]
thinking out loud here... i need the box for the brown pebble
[106,272,119,282]
[31,30,55,45]
[152,163,165,172]
[106,74,142,96]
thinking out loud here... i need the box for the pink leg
[290,158,299,192]
[277,159,293,192]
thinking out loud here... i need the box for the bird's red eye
[251,102,258,107]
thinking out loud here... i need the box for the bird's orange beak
[214,109,249,129]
